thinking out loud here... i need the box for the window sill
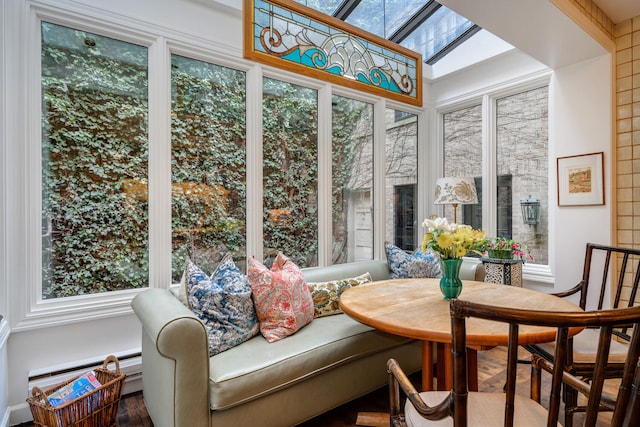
[11,288,147,332]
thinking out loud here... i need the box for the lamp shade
[434,177,478,205]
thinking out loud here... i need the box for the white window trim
[8,0,425,330]
[434,73,554,286]
[8,1,259,331]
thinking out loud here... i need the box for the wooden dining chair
[387,299,640,427]
[523,243,640,426]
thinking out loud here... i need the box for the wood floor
[19,346,615,426]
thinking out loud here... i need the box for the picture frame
[557,152,604,206]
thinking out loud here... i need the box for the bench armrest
[131,288,210,427]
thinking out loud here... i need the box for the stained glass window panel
[247,0,421,105]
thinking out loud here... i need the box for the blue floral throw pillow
[385,242,441,279]
[186,255,259,356]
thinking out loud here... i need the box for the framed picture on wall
[557,152,604,206]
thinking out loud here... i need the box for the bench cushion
[208,313,414,410]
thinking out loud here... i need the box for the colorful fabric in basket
[47,371,102,407]
[247,252,314,342]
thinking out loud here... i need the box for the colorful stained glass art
[244,0,422,106]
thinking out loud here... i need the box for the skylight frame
[294,0,481,65]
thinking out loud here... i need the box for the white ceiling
[592,0,640,24]
[440,0,608,70]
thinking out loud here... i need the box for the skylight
[293,0,480,64]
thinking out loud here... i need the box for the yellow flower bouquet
[421,217,487,260]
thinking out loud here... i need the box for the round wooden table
[339,278,582,392]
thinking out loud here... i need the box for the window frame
[435,75,553,284]
[13,7,160,330]
[9,2,427,330]
[10,4,260,330]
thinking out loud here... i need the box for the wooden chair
[387,299,640,426]
[523,243,640,426]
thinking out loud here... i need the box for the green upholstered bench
[131,259,484,427]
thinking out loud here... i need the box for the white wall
[1,0,613,424]
[1,0,9,425]
[0,320,9,427]
[547,54,612,302]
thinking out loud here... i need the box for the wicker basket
[27,355,126,427]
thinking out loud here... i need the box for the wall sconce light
[520,195,541,225]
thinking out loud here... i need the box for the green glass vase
[439,258,463,300]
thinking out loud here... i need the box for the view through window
[443,86,549,264]
[170,55,247,280]
[331,96,374,264]
[262,78,319,268]
[496,86,549,264]
[386,109,418,249]
[41,22,149,298]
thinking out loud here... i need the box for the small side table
[481,258,522,287]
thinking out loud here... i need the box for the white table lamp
[434,177,478,223]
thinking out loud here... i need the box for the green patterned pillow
[307,272,372,318]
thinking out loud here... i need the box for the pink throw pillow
[247,253,314,342]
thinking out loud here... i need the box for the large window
[262,78,318,268]
[386,109,418,248]
[41,22,149,299]
[496,86,549,264]
[331,96,374,263]
[170,55,247,279]
[442,85,549,264]
[443,104,482,227]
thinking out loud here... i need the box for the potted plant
[486,237,533,263]
[421,216,487,299]
[482,237,534,287]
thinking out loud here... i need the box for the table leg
[436,343,446,390]
[422,341,433,391]
[442,343,453,390]
[468,348,478,392]
[435,343,479,392]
